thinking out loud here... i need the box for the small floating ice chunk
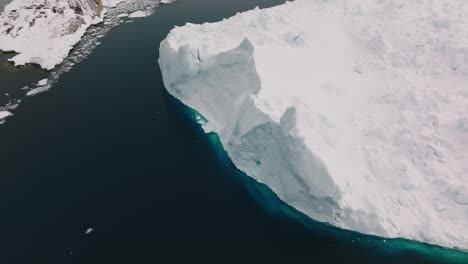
[85,228,95,234]
[0,111,12,124]
[117,13,129,18]
[37,78,48,86]
[0,111,12,120]
[5,104,19,110]
[26,85,51,96]
[128,10,148,18]
[433,19,450,29]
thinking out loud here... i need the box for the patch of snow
[159,0,468,250]
[85,228,94,234]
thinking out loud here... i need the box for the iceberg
[0,0,174,70]
[159,0,468,250]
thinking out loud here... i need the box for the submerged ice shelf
[159,0,468,250]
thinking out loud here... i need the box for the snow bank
[0,0,104,70]
[159,0,468,250]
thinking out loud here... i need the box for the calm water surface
[0,0,467,263]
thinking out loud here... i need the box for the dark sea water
[0,0,468,263]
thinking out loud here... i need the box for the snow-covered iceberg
[159,0,468,250]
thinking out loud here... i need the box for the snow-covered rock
[159,0,468,250]
[0,0,104,70]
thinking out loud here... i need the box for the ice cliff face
[0,0,105,69]
[159,0,468,250]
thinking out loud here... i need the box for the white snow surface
[159,0,468,250]
[0,0,104,70]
